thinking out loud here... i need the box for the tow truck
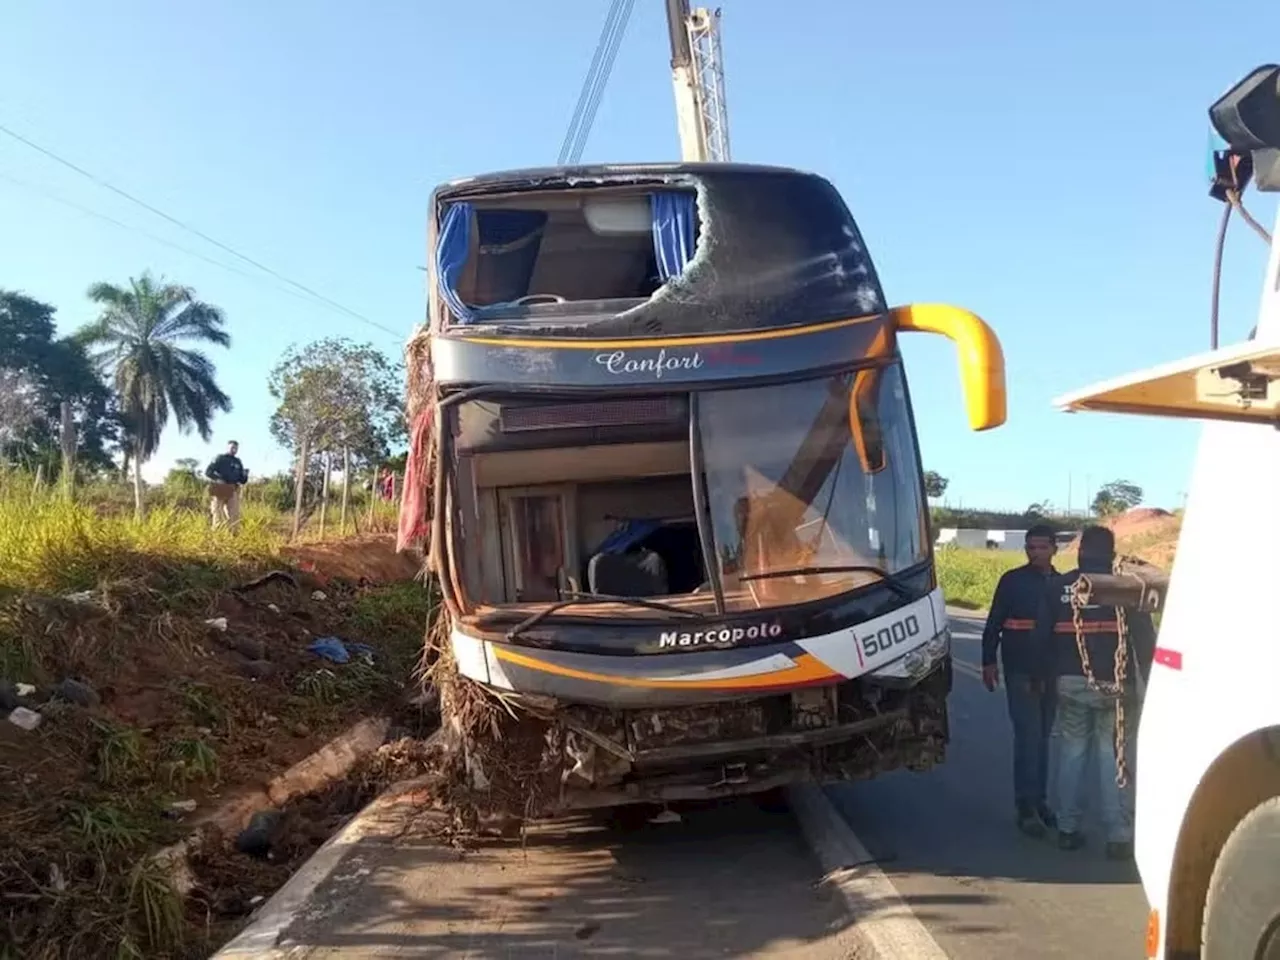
[1054,63,1280,960]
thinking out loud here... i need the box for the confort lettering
[595,349,705,379]
[657,622,783,649]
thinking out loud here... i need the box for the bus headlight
[926,628,951,661]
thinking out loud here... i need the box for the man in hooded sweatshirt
[1034,525,1155,859]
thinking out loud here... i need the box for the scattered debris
[233,570,299,594]
[230,636,267,660]
[237,660,277,680]
[168,799,198,815]
[235,810,283,859]
[52,678,100,708]
[267,603,281,614]
[311,590,328,602]
[61,590,103,608]
[16,682,36,697]
[205,616,229,632]
[649,808,682,824]
[307,637,375,665]
[8,706,43,731]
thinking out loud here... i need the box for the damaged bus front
[415,163,1006,809]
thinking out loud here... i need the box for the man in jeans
[981,523,1059,837]
[1035,525,1155,859]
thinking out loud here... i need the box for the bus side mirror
[889,303,1007,431]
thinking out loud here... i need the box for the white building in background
[934,528,1028,551]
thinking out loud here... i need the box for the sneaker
[1105,841,1133,861]
[1037,805,1058,830]
[1016,809,1047,839]
[1058,830,1086,851]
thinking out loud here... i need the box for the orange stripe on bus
[456,313,881,350]
[492,647,840,691]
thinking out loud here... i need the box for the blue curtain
[650,192,698,282]
[595,518,662,555]
[436,202,474,322]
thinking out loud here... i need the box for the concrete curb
[211,766,442,958]
[787,783,948,960]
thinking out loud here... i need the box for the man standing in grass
[205,440,249,531]
[981,523,1059,838]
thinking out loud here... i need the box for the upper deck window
[436,190,699,324]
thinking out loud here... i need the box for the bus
[408,161,1007,810]
[1053,65,1280,959]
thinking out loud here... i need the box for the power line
[1,172,284,287]
[557,0,637,165]
[0,170,404,344]
[0,122,403,339]
[558,0,626,164]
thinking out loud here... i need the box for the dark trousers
[1004,672,1056,812]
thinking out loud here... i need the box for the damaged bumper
[449,587,953,808]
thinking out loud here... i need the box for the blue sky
[2,0,1277,512]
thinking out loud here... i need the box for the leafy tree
[1092,479,1143,517]
[163,457,203,498]
[1025,500,1052,518]
[268,337,405,536]
[78,273,231,517]
[0,290,121,480]
[923,470,949,499]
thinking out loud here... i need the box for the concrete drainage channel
[207,774,945,959]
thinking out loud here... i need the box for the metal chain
[1069,557,1133,788]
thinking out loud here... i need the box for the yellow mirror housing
[890,303,1007,431]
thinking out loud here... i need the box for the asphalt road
[218,612,1151,959]
[825,613,1150,960]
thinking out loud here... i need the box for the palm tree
[79,272,232,518]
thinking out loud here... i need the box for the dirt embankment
[0,534,437,959]
[1105,508,1183,569]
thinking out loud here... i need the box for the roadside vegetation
[0,476,431,958]
[2,277,423,957]
[934,507,1183,611]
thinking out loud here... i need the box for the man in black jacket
[205,440,249,530]
[1033,525,1156,859]
[981,523,1059,837]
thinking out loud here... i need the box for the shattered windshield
[698,363,928,612]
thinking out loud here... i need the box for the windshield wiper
[505,592,703,642]
[738,565,912,599]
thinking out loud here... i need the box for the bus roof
[1053,339,1280,424]
[434,162,815,201]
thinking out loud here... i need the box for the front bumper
[451,587,950,708]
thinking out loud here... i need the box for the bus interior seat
[588,549,670,598]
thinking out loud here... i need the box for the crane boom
[665,0,731,162]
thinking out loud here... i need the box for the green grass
[934,547,1025,611]
[0,489,282,595]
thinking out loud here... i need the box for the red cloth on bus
[396,410,433,555]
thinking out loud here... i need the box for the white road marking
[788,784,950,960]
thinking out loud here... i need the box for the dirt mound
[1104,508,1182,569]
[1106,507,1173,538]
[283,535,422,585]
